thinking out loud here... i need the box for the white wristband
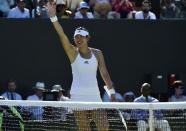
[103,86,115,97]
[50,16,58,22]
[108,88,116,95]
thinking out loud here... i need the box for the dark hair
[172,80,184,88]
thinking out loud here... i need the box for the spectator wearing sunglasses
[168,80,186,102]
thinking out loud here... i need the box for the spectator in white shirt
[51,84,70,121]
[135,0,156,20]
[1,79,22,100]
[51,84,70,101]
[74,1,94,19]
[7,0,30,18]
[26,82,46,120]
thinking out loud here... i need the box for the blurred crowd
[0,78,185,102]
[0,0,186,19]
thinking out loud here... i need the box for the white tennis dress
[70,49,102,102]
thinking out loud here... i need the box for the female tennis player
[47,2,116,131]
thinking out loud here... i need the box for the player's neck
[79,47,91,58]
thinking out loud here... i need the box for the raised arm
[47,2,77,62]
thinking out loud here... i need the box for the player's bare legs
[92,109,109,131]
[74,111,91,131]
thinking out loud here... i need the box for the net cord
[0,100,186,110]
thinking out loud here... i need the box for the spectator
[121,91,135,120]
[51,84,70,121]
[127,0,141,19]
[31,0,48,18]
[63,0,83,13]
[178,0,186,18]
[135,0,156,19]
[26,82,45,120]
[168,80,186,102]
[127,10,137,19]
[24,0,36,12]
[123,91,135,102]
[74,1,94,19]
[1,79,22,100]
[56,0,72,19]
[111,0,134,18]
[160,0,179,19]
[132,83,171,131]
[93,0,112,18]
[107,11,121,18]
[51,84,70,101]
[102,86,123,102]
[84,0,96,12]
[7,0,30,18]
[122,91,136,130]
[0,0,15,17]
[86,0,120,19]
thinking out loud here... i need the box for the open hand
[46,1,56,17]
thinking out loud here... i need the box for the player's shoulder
[90,47,102,54]
[90,47,101,52]
[90,47,102,60]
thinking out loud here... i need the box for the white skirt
[70,94,102,102]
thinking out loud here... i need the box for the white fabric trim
[74,29,89,37]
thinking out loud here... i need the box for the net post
[149,103,154,131]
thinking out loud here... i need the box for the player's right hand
[46,1,56,18]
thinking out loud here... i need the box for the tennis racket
[103,86,128,130]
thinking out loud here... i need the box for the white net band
[0,100,186,131]
[0,100,186,109]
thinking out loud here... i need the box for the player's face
[74,35,88,48]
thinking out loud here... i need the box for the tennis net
[0,100,186,131]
